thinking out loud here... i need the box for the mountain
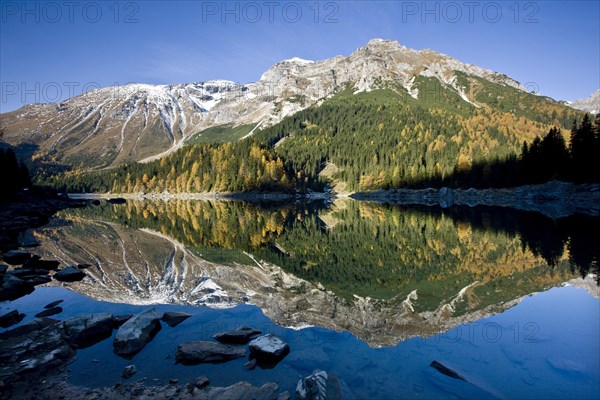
[0,39,580,170]
[570,89,600,114]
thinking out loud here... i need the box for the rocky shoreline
[350,180,600,219]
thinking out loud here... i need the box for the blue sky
[1,1,599,112]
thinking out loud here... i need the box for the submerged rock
[186,376,209,393]
[0,318,57,340]
[207,381,280,400]
[429,360,467,381]
[161,311,191,327]
[113,308,162,357]
[44,299,64,309]
[34,306,63,318]
[214,326,262,344]
[2,250,31,265]
[54,266,86,282]
[0,309,25,328]
[296,370,342,400]
[175,341,246,364]
[62,313,114,348]
[122,365,137,379]
[248,334,290,365]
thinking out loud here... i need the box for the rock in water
[0,274,34,301]
[34,306,63,318]
[44,299,64,309]
[53,266,86,282]
[248,334,290,363]
[122,365,137,379]
[296,370,342,400]
[62,313,114,348]
[214,326,262,344]
[161,311,191,327]
[429,360,467,381]
[206,382,279,400]
[2,250,31,265]
[112,314,133,328]
[0,310,25,328]
[113,308,162,357]
[175,341,246,364]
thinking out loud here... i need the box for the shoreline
[66,180,600,218]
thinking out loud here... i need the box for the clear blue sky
[1,1,599,112]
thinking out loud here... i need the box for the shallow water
[1,199,599,399]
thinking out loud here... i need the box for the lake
[2,199,599,399]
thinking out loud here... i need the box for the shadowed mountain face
[30,200,597,346]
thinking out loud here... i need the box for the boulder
[0,321,74,385]
[0,318,57,340]
[0,274,34,301]
[23,275,52,286]
[186,376,209,393]
[214,326,262,344]
[61,313,114,348]
[175,341,246,364]
[54,266,86,282]
[22,259,60,270]
[2,250,31,265]
[206,382,279,400]
[112,314,133,328]
[113,308,162,357]
[0,310,25,328]
[248,334,290,366]
[296,370,342,400]
[161,311,191,327]
[122,365,137,379]
[35,307,63,318]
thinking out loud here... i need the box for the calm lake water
[2,199,599,399]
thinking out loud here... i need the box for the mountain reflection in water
[31,199,599,346]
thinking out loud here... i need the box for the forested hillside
[42,85,591,193]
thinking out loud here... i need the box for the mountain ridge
[0,38,573,170]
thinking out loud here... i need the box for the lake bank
[66,180,600,218]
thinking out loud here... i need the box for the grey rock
[0,321,74,385]
[2,250,31,265]
[6,268,49,278]
[54,266,86,282]
[35,306,63,318]
[277,392,292,400]
[0,310,25,328]
[23,275,52,286]
[0,318,58,340]
[248,334,290,361]
[214,326,262,344]
[175,341,246,364]
[122,365,137,379]
[161,311,191,327]
[206,381,279,400]
[112,314,133,328]
[296,370,342,400]
[187,376,210,394]
[62,313,114,348]
[245,359,257,370]
[113,308,162,356]
[169,378,179,384]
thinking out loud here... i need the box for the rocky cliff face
[30,215,583,347]
[1,39,527,169]
[570,89,600,114]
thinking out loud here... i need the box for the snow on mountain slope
[0,39,529,169]
[570,89,600,114]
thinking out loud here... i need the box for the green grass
[187,123,256,145]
